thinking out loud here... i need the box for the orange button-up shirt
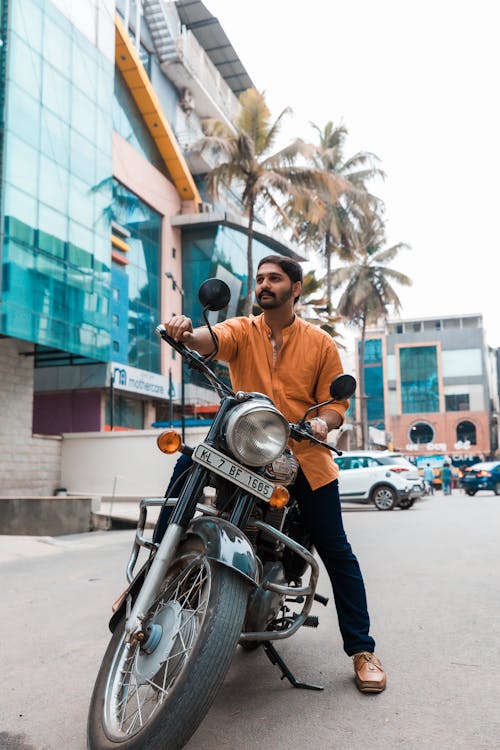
[212,314,348,490]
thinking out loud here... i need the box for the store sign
[405,442,447,452]
[109,362,174,400]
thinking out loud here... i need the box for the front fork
[124,464,209,639]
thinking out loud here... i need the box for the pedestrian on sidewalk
[423,463,434,495]
[441,462,453,495]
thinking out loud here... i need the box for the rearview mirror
[330,374,356,401]
[198,278,231,311]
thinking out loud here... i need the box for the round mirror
[330,374,356,400]
[198,278,231,311]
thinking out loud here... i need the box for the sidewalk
[0,497,373,565]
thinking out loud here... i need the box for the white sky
[204,0,500,348]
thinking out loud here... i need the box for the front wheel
[466,489,477,496]
[371,485,397,511]
[494,483,500,496]
[87,539,248,750]
[398,497,415,510]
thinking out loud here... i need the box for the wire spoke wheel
[105,554,209,739]
[88,539,248,750]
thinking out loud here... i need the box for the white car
[334,450,424,510]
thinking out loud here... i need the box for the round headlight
[225,401,290,467]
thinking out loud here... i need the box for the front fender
[187,516,258,586]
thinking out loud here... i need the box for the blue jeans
[154,456,375,656]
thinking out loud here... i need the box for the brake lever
[290,424,343,456]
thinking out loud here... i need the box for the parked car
[459,461,500,496]
[334,450,424,510]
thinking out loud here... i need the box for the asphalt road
[1,490,499,750]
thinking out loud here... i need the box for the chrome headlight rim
[225,400,290,467]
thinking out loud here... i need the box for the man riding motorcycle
[156,254,386,694]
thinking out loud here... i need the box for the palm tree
[296,270,345,346]
[199,90,347,315]
[286,121,384,312]
[330,213,412,447]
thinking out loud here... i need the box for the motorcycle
[87,278,356,750]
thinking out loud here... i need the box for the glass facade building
[1,0,114,359]
[358,316,495,458]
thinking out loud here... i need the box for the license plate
[192,443,275,502]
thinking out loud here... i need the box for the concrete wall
[60,426,210,499]
[0,339,63,496]
[0,496,94,536]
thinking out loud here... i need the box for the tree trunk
[243,202,255,317]
[325,232,332,313]
[358,313,367,449]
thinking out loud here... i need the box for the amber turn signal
[157,430,182,454]
[269,485,290,508]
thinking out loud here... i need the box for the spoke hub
[135,601,182,683]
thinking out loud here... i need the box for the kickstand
[262,641,323,691]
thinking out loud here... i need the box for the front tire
[372,485,397,510]
[494,483,500,496]
[466,489,477,496]
[398,497,415,510]
[87,539,248,750]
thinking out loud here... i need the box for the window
[456,421,476,445]
[445,394,470,411]
[409,422,435,444]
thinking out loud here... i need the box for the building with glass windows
[356,313,499,462]
[0,0,302,495]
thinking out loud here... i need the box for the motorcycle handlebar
[290,423,343,456]
[156,325,342,455]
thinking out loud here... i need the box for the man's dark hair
[257,255,303,304]
[257,255,303,284]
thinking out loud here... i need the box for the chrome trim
[239,520,320,642]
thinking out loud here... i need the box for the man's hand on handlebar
[162,316,217,356]
[308,417,329,441]
[163,315,195,344]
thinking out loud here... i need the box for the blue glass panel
[71,87,97,140]
[7,86,40,147]
[400,346,439,413]
[11,0,43,51]
[70,131,96,183]
[72,48,98,99]
[38,203,67,246]
[113,69,165,173]
[4,186,37,227]
[8,33,42,98]
[109,180,162,372]
[1,0,116,361]
[42,61,70,120]
[364,364,385,424]
[43,16,71,72]
[39,155,69,212]
[40,108,71,166]
[5,134,39,195]
[362,338,382,363]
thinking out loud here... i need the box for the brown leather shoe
[353,652,387,693]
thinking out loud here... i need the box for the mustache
[257,291,275,299]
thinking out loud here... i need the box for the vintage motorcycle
[87,278,356,750]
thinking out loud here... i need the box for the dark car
[459,461,500,496]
